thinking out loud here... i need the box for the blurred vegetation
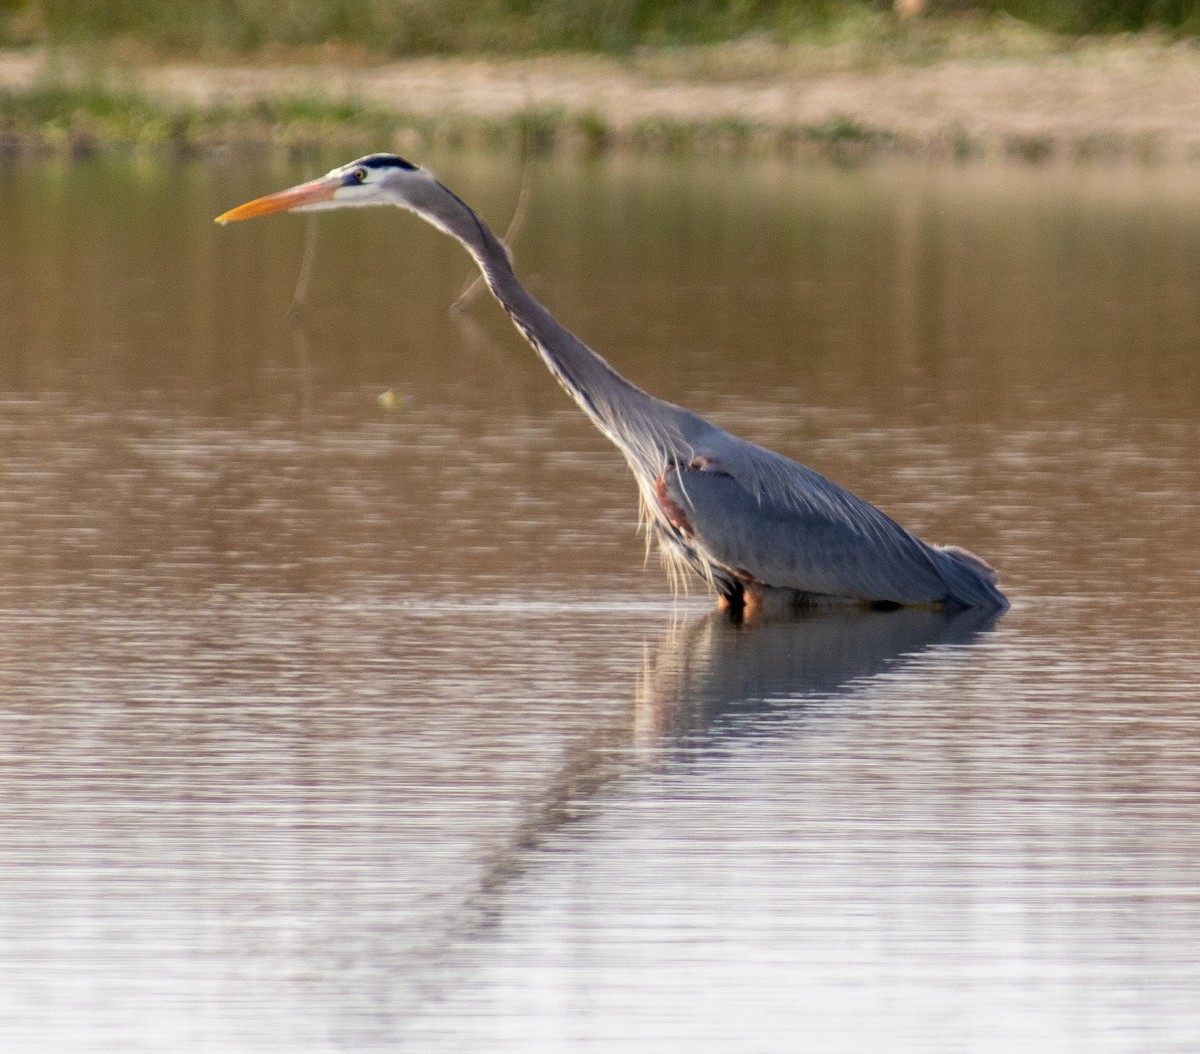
[0,78,907,163]
[0,80,410,152]
[1,0,1197,56]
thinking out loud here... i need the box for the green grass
[0,78,907,162]
[3,0,1198,56]
[0,77,1187,166]
[0,81,420,158]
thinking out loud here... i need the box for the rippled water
[1,155,1199,1051]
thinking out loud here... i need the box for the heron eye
[353,168,368,183]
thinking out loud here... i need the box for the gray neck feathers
[408,177,695,478]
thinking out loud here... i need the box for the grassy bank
[3,27,1200,164]
[0,78,901,164]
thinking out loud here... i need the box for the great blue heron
[217,154,1008,616]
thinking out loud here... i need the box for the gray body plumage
[221,155,1008,613]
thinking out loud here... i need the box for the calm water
[1,154,1199,1052]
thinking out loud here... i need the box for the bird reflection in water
[303,606,1003,1042]
[467,604,1000,930]
[632,604,1001,750]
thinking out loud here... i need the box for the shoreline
[3,38,1200,163]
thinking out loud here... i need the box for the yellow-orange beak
[214,175,340,225]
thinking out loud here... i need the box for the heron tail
[931,544,1010,611]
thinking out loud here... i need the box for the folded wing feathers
[671,437,1006,609]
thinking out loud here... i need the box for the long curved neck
[405,179,691,473]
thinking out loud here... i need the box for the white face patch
[329,181,383,206]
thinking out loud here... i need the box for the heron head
[215,153,428,224]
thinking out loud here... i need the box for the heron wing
[661,446,958,605]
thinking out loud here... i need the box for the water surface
[1,155,1199,1051]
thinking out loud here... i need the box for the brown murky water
[1,154,1199,1052]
